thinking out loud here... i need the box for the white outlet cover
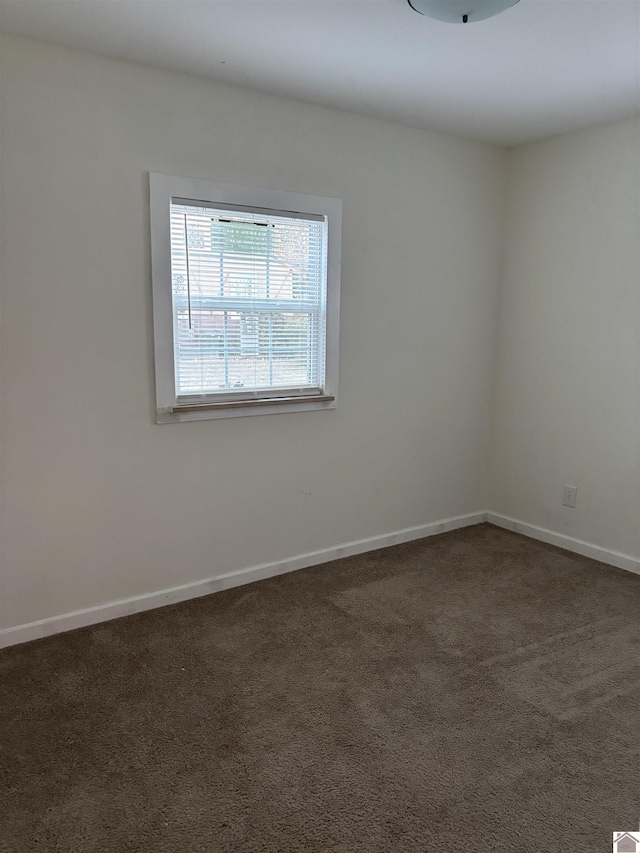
[563,486,577,508]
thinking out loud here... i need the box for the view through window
[170,201,327,403]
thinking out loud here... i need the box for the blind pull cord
[183,213,192,329]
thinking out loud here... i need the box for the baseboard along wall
[0,511,484,649]
[487,512,640,576]
[1,510,638,649]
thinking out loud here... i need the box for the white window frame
[150,173,342,423]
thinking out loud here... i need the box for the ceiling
[1,0,638,146]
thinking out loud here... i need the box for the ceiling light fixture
[408,0,520,24]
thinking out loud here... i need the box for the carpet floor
[1,523,639,852]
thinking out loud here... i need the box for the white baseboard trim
[0,511,486,649]
[487,512,640,576]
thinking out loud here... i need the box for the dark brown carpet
[1,523,639,852]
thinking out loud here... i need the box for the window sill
[157,394,336,423]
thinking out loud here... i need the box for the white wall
[490,118,640,559]
[0,36,505,629]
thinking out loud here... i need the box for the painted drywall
[490,118,640,559]
[0,36,505,629]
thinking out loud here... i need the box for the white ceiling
[1,0,638,146]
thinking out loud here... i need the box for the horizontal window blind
[169,200,327,403]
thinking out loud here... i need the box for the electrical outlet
[563,485,577,508]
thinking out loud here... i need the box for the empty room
[0,1,639,851]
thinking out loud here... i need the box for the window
[150,174,342,423]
